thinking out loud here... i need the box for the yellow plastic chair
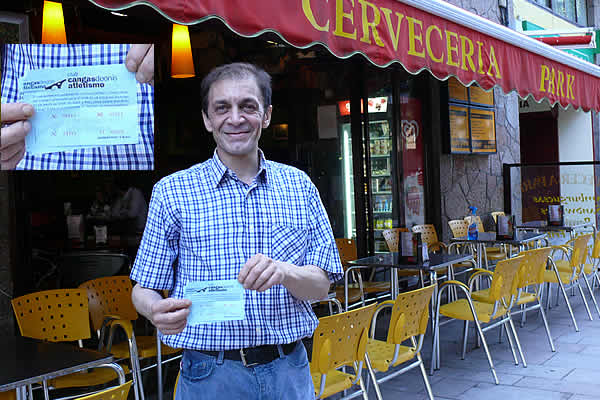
[544,233,594,331]
[79,277,182,400]
[75,381,132,400]
[490,211,505,223]
[462,215,508,264]
[382,228,423,281]
[432,256,525,384]
[365,285,436,400]
[471,247,556,355]
[310,303,378,399]
[11,289,130,398]
[411,224,447,253]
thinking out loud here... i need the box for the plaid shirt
[1,44,153,170]
[131,151,343,351]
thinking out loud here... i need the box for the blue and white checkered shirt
[1,44,153,170]
[131,150,343,351]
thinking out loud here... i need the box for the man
[0,44,154,170]
[130,63,343,399]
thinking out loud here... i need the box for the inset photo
[1,43,154,170]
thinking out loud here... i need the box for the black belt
[198,341,299,367]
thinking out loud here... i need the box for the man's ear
[202,110,213,132]
[262,105,273,129]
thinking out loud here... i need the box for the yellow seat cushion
[310,365,355,398]
[485,252,508,261]
[365,339,416,372]
[544,269,573,284]
[515,292,537,305]
[470,288,492,303]
[439,299,507,323]
[49,364,130,389]
[110,336,181,359]
[555,259,572,272]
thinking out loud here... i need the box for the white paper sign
[184,279,245,325]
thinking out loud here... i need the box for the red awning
[90,0,600,112]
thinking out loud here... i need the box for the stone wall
[437,0,522,241]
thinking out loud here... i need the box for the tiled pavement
[335,286,600,400]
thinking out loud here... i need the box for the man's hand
[126,44,154,86]
[149,298,191,335]
[1,103,34,170]
[238,254,289,292]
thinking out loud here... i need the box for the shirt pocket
[270,225,309,266]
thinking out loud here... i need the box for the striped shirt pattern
[1,44,153,170]
[131,151,343,350]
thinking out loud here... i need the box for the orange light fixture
[42,1,67,44]
[171,24,195,78]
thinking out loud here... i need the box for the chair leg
[537,300,556,352]
[431,309,441,374]
[129,335,146,400]
[461,320,469,360]
[577,280,594,321]
[417,352,435,400]
[472,318,499,384]
[583,274,600,318]
[557,280,579,332]
[502,321,519,366]
[364,353,383,400]
[520,303,527,327]
[507,317,527,368]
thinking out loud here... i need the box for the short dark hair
[200,62,272,114]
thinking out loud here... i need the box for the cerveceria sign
[92,0,600,111]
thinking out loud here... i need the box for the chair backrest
[58,252,130,288]
[463,215,485,233]
[571,233,593,274]
[517,247,552,288]
[491,211,505,223]
[311,303,377,374]
[488,256,525,304]
[591,233,600,260]
[75,381,132,400]
[382,228,409,252]
[11,289,91,342]
[335,238,357,268]
[79,276,138,332]
[448,220,468,238]
[386,284,436,344]
[411,224,441,251]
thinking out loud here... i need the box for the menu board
[470,109,496,153]
[470,85,494,106]
[449,106,470,153]
[446,79,496,154]
[448,77,468,103]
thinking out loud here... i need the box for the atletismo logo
[45,79,67,90]
[196,286,227,293]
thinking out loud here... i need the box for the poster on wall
[449,105,470,153]
[470,109,496,153]
[448,77,468,103]
[470,86,494,106]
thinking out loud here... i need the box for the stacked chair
[432,256,526,384]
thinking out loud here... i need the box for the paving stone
[457,382,573,400]
[514,376,600,397]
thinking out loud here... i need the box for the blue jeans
[175,341,315,400]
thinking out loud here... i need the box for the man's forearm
[282,264,330,301]
[131,283,164,321]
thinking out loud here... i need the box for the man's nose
[228,106,245,124]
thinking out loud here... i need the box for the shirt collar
[208,149,269,188]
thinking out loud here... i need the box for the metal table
[517,221,596,242]
[347,252,474,300]
[450,231,548,269]
[0,336,125,400]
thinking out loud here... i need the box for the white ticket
[184,279,246,325]
[19,64,139,154]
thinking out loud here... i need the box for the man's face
[202,76,272,159]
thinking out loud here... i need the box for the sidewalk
[355,287,600,400]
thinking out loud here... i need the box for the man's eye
[243,104,257,112]
[215,105,228,113]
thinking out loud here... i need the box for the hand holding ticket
[19,64,139,154]
[184,279,246,325]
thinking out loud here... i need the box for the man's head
[201,63,272,161]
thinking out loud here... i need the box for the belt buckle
[239,349,259,368]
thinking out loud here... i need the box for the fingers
[1,102,34,124]
[150,297,191,335]
[126,44,154,85]
[1,143,25,170]
[152,297,191,313]
[1,140,25,161]
[1,120,31,148]
[239,254,285,292]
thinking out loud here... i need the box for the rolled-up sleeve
[130,181,180,290]
[303,181,344,283]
